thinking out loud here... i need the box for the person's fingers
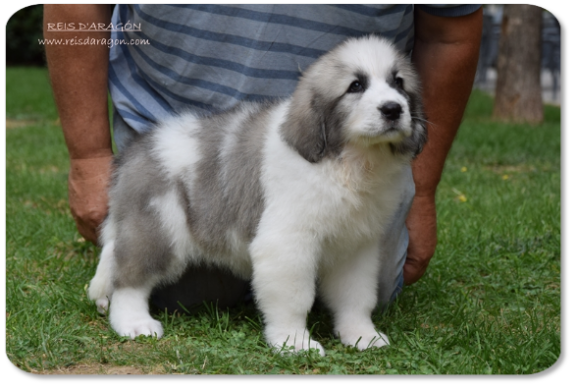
[67,156,113,245]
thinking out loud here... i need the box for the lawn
[5,67,561,375]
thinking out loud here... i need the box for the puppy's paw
[273,339,326,357]
[267,329,326,356]
[95,297,109,315]
[87,277,112,305]
[341,331,390,351]
[111,315,164,339]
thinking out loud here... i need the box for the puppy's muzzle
[379,102,403,121]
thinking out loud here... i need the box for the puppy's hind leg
[108,256,164,339]
[106,221,175,339]
[88,237,163,338]
[87,241,115,314]
[109,283,164,339]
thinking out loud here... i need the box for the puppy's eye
[347,80,365,94]
[394,77,404,89]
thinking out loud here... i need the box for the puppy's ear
[281,92,327,163]
[391,91,428,158]
[408,90,428,157]
[408,120,428,157]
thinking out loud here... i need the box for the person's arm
[404,7,483,284]
[44,4,113,245]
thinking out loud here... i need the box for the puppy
[88,35,427,356]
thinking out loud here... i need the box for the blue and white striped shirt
[109,4,481,145]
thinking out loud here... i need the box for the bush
[6,5,45,66]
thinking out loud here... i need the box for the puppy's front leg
[250,234,325,356]
[319,241,389,350]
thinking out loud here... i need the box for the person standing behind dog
[44,4,483,308]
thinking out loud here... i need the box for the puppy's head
[282,35,427,163]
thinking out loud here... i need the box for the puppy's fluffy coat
[88,36,427,356]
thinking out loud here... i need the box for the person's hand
[403,194,437,285]
[67,155,113,245]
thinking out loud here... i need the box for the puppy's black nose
[379,102,402,121]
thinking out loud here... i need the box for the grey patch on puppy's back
[108,134,171,223]
[184,101,272,255]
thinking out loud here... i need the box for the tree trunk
[493,5,543,123]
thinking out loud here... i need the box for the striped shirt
[109,4,481,141]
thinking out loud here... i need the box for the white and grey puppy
[88,35,427,356]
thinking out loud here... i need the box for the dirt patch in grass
[6,119,40,129]
[6,118,60,129]
[35,363,167,375]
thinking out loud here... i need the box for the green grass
[5,69,560,375]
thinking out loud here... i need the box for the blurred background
[475,4,560,107]
[5,4,562,117]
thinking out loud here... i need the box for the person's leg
[377,164,415,305]
[150,265,251,312]
[112,109,139,152]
